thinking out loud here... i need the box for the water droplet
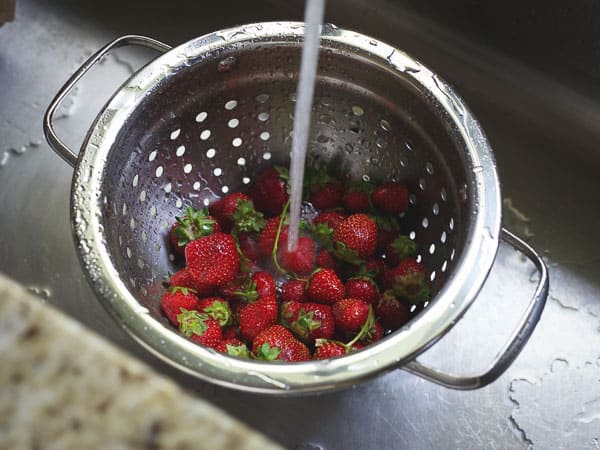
[218,56,237,73]
[0,151,9,167]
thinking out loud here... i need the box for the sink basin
[1,1,599,448]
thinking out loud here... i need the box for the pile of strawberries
[160,166,431,361]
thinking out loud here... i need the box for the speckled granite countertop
[0,274,282,450]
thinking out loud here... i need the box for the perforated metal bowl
[44,23,548,394]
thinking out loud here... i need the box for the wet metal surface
[1,0,600,448]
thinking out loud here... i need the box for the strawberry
[385,235,417,266]
[222,326,239,340]
[342,181,373,213]
[313,211,346,230]
[169,207,220,255]
[160,287,199,327]
[332,214,378,263]
[303,168,343,211]
[223,272,277,303]
[210,193,266,235]
[345,276,380,305]
[376,290,411,330]
[280,300,303,328]
[238,296,278,341]
[290,303,335,342]
[316,249,336,269]
[251,272,277,299]
[177,309,222,348]
[167,268,214,297]
[185,232,240,286]
[209,192,250,231]
[371,182,409,215]
[309,180,343,211]
[215,338,249,358]
[332,298,370,333]
[281,279,308,303]
[307,268,345,305]
[249,167,289,217]
[258,216,288,258]
[313,340,347,359]
[197,297,232,327]
[252,325,311,362]
[237,231,261,262]
[383,258,431,303]
[278,236,316,275]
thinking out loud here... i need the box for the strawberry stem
[345,306,375,348]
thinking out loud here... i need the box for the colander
[43,23,548,394]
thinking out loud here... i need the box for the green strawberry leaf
[345,180,375,194]
[291,309,321,339]
[370,214,400,232]
[174,207,218,246]
[390,235,418,259]
[311,222,334,250]
[225,344,249,358]
[333,241,364,265]
[203,301,231,327]
[170,286,196,296]
[177,309,209,337]
[232,199,266,234]
[392,273,431,303]
[255,342,281,361]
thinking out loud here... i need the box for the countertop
[1,1,600,449]
[0,273,281,450]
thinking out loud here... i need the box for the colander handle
[43,35,171,167]
[402,227,549,390]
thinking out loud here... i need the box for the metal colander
[44,23,548,394]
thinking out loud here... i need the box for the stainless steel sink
[2,1,599,448]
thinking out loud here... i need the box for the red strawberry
[332,298,370,333]
[383,258,431,303]
[238,296,278,341]
[197,297,232,327]
[371,182,409,215]
[278,236,316,275]
[177,309,222,348]
[237,231,261,262]
[185,233,240,286]
[210,193,266,235]
[215,338,249,358]
[376,291,411,330]
[258,216,288,258]
[313,339,347,359]
[249,167,289,217]
[222,272,277,303]
[280,300,303,328]
[385,235,418,267]
[169,207,220,255]
[342,181,373,213]
[376,228,397,252]
[281,279,308,303]
[307,268,345,305]
[252,325,311,362]
[309,180,343,210]
[345,277,380,305]
[209,192,250,231]
[316,249,336,269]
[290,303,335,342]
[332,214,378,263]
[313,211,346,230]
[167,268,214,297]
[252,272,277,299]
[363,259,385,280]
[222,326,239,340]
[160,287,199,327]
